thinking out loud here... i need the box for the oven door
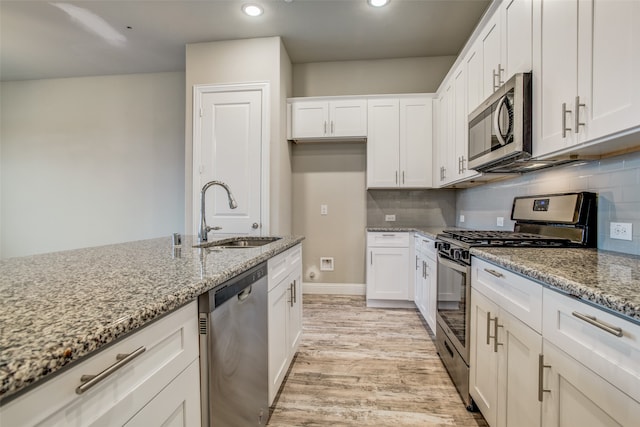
[436,254,471,364]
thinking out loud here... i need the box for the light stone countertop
[0,235,304,403]
[471,247,640,323]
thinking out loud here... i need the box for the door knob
[252,223,259,229]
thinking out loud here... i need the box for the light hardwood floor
[268,294,488,427]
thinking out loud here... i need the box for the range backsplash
[367,189,456,228]
[456,150,640,255]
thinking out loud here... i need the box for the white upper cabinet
[533,0,640,158]
[502,0,533,80]
[290,98,367,140]
[367,99,400,188]
[400,98,433,188]
[367,96,433,189]
[481,11,503,98]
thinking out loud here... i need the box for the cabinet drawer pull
[324,121,327,135]
[289,283,294,307]
[293,279,297,304]
[76,346,146,394]
[538,354,551,402]
[486,312,492,345]
[572,311,623,337]
[484,268,505,278]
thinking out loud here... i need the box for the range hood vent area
[475,153,582,174]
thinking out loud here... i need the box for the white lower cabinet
[470,288,542,427]
[541,340,639,427]
[366,232,411,305]
[0,302,200,427]
[414,235,437,332]
[471,257,640,427]
[267,244,303,405]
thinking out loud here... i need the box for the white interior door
[195,87,263,236]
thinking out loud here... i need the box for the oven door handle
[437,254,468,274]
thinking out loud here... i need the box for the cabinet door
[541,341,640,427]
[367,99,400,188]
[367,247,409,300]
[577,0,640,143]
[502,0,533,79]
[288,269,303,357]
[466,42,485,116]
[453,65,475,180]
[534,0,579,157]
[470,289,500,426]
[292,101,329,138]
[425,255,438,333]
[268,276,291,405]
[124,360,201,427]
[481,12,503,97]
[400,98,433,188]
[330,99,367,137]
[498,311,542,427]
[434,91,450,186]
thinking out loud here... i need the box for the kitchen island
[0,235,304,404]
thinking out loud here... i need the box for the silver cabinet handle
[293,279,297,304]
[331,121,334,134]
[402,171,405,184]
[76,346,146,394]
[324,121,327,135]
[574,96,586,133]
[462,156,467,172]
[487,314,502,352]
[494,317,503,353]
[395,171,398,184]
[289,283,294,307]
[538,354,551,402]
[370,251,373,265]
[493,69,499,92]
[484,268,505,278]
[572,311,623,337]
[416,255,419,270]
[562,103,572,138]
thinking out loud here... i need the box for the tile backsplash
[456,151,640,255]
[367,189,456,228]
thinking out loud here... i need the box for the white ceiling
[0,0,490,82]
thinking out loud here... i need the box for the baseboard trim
[302,282,366,295]
[366,299,417,309]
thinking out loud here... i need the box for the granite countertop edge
[0,235,304,404]
[470,247,640,323]
[366,226,444,240]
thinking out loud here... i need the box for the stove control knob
[460,249,470,261]
[452,248,462,260]
[437,242,450,252]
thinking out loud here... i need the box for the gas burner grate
[441,230,572,247]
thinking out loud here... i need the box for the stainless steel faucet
[199,180,238,242]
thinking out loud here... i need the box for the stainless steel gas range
[434,192,597,410]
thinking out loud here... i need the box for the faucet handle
[172,233,182,247]
[207,226,222,231]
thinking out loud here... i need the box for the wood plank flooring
[268,294,488,427]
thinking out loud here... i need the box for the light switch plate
[497,217,504,227]
[321,204,328,215]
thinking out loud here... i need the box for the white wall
[185,37,292,236]
[0,72,185,258]
[292,56,456,97]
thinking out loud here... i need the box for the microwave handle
[493,94,511,146]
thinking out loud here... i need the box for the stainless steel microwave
[467,72,532,173]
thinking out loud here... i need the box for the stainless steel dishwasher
[198,262,268,427]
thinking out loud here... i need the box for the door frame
[192,82,270,236]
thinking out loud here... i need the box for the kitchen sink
[193,237,281,249]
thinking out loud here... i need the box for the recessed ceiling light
[368,0,390,7]
[242,4,264,17]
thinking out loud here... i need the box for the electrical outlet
[385,214,396,222]
[610,222,632,241]
[459,214,465,223]
[497,217,504,227]
[320,204,328,215]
